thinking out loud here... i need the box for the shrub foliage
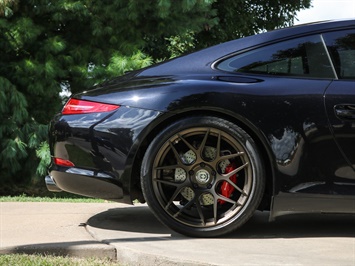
[0,0,310,185]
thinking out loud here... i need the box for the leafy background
[0,0,311,193]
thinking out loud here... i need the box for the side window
[216,35,335,78]
[323,30,355,79]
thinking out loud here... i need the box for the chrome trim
[45,175,62,192]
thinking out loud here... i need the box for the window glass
[216,35,334,78]
[323,30,355,79]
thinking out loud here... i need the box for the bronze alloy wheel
[141,116,265,237]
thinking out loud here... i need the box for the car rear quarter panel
[78,74,343,206]
[97,75,347,209]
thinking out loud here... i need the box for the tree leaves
[107,51,153,77]
[0,0,19,17]
[194,0,312,48]
[0,0,310,186]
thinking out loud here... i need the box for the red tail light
[62,98,120,115]
[54,157,75,167]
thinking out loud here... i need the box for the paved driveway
[87,204,355,265]
[1,202,354,265]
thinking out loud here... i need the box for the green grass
[0,194,109,203]
[0,254,121,266]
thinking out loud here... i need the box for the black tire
[141,116,265,237]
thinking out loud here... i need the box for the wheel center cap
[195,169,210,184]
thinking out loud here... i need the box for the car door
[216,33,349,196]
[323,29,355,195]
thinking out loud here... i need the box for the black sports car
[47,19,355,237]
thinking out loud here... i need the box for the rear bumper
[48,165,128,202]
[47,106,161,202]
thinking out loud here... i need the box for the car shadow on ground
[87,204,355,239]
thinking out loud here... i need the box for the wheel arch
[130,109,275,209]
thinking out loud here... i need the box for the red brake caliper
[218,163,237,204]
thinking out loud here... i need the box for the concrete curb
[85,222,214,266]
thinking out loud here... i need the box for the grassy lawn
[0,254,121,266]
[0,194,109,203]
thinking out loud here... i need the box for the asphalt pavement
[1,202,355,265]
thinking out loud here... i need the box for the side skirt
[270,192,355,221]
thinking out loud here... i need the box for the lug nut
[200,162,205,167]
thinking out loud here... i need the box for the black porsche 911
[46,19,355,237]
